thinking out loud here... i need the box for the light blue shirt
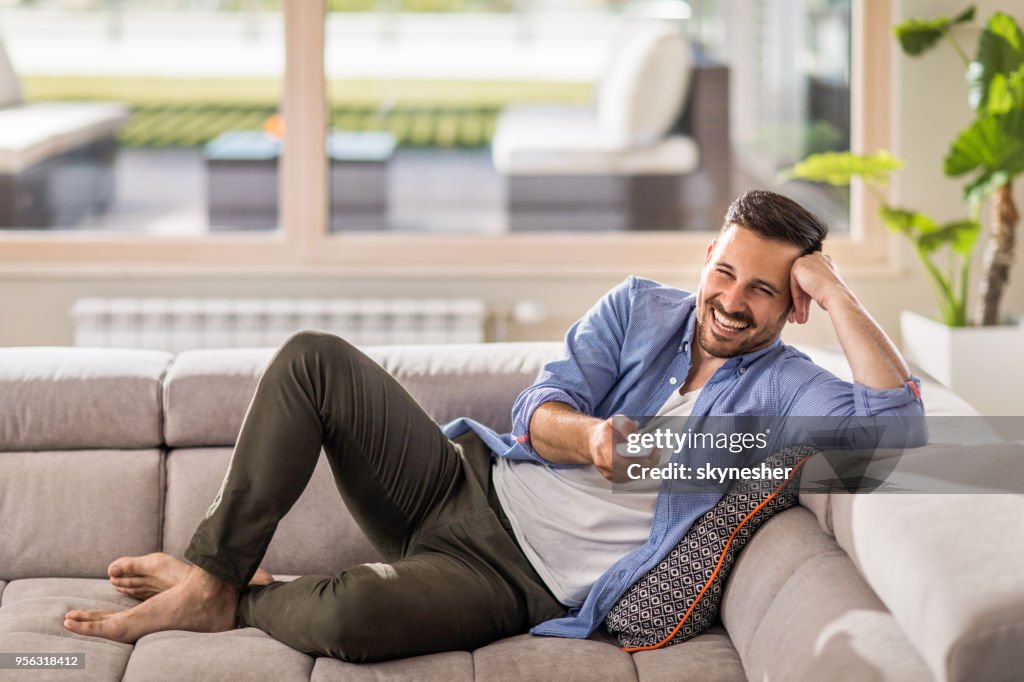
[442,276,925,639]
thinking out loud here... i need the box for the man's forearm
[527,401,600,465]
[824,288,912,390]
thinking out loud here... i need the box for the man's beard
[695,300,785,359]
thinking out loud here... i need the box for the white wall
[1,0,1022,349]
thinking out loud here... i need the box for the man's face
[695,224,802,358]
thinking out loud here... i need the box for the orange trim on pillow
[620,454,814,653]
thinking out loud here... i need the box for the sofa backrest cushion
[0,450,162,579]
[162,447,382,576]
[163,342,562,448]
[0,347,171,452]
[0,38,22,109]
[597,22,691,148]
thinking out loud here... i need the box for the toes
[115,586,153,600]
[111,576,145,588]
[108,556,137,578]
[65,609,114,623]
[64,617,94,635]
[63,615,127,641]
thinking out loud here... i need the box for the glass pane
[324,0,852,234]
[0,0,284,234]
[695,0,851,233]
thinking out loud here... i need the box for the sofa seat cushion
[0,101,131,174]
[629,625,745,682]
[124,629,314,682]
[472,633,639,681]
[1,578,139,608]
[0,578,135,680]
[0,347,171,451]
[492,105,699,175]
[0,450,162,580]
[162,448,382,576]
[721,506,932,681]
[163,342,562,448]
[312,651,473,681]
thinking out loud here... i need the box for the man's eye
[757,287,774,296]
[715,269,733,278]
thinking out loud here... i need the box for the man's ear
[704,240,716,265]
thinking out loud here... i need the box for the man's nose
[717,283,748,314]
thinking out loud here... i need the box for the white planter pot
[900,310,1024,416]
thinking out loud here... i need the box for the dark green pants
[184,330,564,662]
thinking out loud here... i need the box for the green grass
[21,75,590,148]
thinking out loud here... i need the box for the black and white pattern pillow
[604,445,816,649]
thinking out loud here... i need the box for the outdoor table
[205,130,396,231]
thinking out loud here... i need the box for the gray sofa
[0,341,1021,681]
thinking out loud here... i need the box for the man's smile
[709,306,751,335]
[704,300,756,342]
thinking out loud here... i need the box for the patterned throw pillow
[604,445,817,650]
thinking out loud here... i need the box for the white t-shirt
[492,387,702,606]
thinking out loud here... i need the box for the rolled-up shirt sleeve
[508,277,633,462]
[778,356,927,448]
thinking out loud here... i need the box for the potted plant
[783,6,1023,414]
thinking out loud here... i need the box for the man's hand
[788,252,855,324]
[588,415,660,482]
[787,252,912,390]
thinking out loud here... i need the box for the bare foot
[108,553,274,600]
[64,565,239,643]
[108,553,189,600]
[250,566,275,586]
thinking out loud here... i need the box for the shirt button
[739,367,746,375]
[669,377,677,385]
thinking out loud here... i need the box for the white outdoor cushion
[597,22,691,148]
[0,101,131,174]
[492,104,698,175]
[0,38,22,109]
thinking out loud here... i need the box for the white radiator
[70,298,488,352]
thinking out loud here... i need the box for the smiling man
[63,189,924,661]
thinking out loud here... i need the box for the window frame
[0,0,893,279]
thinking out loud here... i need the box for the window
[0,0,284,235]
[0,0,892,274]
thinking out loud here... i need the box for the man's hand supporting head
[789,251,912,391]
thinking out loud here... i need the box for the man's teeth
[713,308,749,330]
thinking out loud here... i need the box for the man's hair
[722,189,828,255]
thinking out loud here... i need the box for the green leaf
[879,206,939,237]
[894,16,953,56]
[784,150,903,187]
[969,11,1024,111]
[984,72,1014,114]
[893,8,974,56]
[918,219,981,255]
[952,6,976,25]
[944,100,1024,177]
[963,169,1010,210]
